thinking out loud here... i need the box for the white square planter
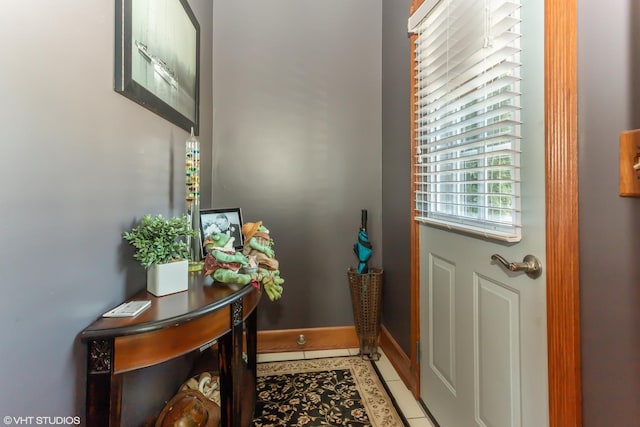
[147,259,188,297]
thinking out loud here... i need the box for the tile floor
[257,348,435,427]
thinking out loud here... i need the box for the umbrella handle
[361,209,367,231]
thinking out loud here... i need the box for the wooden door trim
[409,0,422,400]
[543,0,582,425]
[407,0,582,426]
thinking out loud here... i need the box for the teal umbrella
[353,210,372,274]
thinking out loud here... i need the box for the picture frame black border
[114,0,200,134]
[200,207,244,250]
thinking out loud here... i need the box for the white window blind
[409,0,522,242]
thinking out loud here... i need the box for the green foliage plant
[123,214,196,269]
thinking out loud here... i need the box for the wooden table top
[80,272,256,340]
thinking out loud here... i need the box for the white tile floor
[257,348,435,427]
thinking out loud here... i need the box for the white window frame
[409,0,523,242]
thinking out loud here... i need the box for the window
[408,0,522,242]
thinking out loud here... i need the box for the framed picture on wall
[115,0,200,134]
[200,208,244,250]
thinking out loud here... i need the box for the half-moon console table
[79,273,260,427]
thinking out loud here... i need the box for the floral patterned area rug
[252,356,406,427]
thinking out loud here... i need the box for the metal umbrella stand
[348,210,383,361]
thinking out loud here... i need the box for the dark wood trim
[407,0,583,425]
[108,374,123,427]
[379,325,416,393]
[257,327,359,353]
[544,0,582,425]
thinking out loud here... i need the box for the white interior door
[418,2,548,426]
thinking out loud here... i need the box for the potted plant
[123,214,196,296]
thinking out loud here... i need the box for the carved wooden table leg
[231,299,244,427]
[246,306,257,407]
[86,339,122,427]
[218,327,232,427]
[219,299,244,427]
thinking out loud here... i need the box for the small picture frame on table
[200,208,244,250]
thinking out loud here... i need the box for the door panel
[475,274,521,427]
[429,254,456,395]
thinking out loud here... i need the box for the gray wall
[211,1,383,330]
[381,0,413,354]
[9,0,615,423]
[0,0,213,421]
[578,0,640,425]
